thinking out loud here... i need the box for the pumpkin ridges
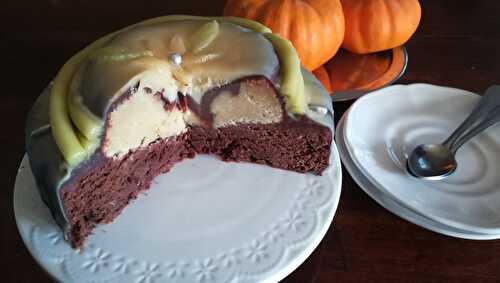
[312,1,336,69]
[278,0,293,39]
[358,1,371,52]
[287,1,300,58]
[258,1,288,37]
[291,1,313,68]
[307,0,345,39]
[312,0,345,42]
[224,0,345,71]
[378,0,392,49]
[362,0,378,51]
[387,0,405,48]
[386,0,419,49]
[339,0,358,52]
[306,5,323,68]
[341,0,421,54]
[300,0,344,69]
[269,0,322,69]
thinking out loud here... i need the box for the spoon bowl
[406,85,500,180]
[407,144,457,180]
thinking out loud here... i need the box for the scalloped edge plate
[337,114,500,240]
[344,84,500,234]
[14,146,342,283]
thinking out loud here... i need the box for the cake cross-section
[25,15,334,248]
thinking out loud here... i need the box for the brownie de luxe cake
[25,15,334,248]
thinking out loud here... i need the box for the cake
[25,15,334,248]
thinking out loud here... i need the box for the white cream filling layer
[104,89,186,158]
[103,76,284,158]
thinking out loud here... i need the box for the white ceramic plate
[337,115,500,240]
[14,147,342,283]
[344,84,500,234]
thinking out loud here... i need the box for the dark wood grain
[2,1,500,282]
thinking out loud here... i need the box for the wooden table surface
[2,0,500,282]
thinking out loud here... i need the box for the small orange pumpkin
[223,0,345,71]
[312,66,333,93]
[341,0,421,54]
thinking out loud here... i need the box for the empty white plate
[337,114,500,240]
[343,84,500,234]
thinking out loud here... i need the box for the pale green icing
[50,15,308,166]
[190,20,220,54]
[263,33,307,113]
[89,46,155,62]
[301,68,334,129]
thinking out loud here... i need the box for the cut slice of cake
[25,16,334,248]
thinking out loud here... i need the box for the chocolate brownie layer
[61,134,194,248]
[190,120,331,174]
[60,121,331,248]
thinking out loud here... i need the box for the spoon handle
[443,85,500,153]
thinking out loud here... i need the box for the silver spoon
[407,85,500,180]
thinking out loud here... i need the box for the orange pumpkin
[223,0,345,71]
[312,66,333,93]
[341,0,421,54]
